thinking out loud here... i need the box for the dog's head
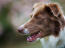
[18,3,65,42]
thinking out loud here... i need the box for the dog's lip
[27,31,42,42]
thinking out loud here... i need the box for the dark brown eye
[32,8,34,11]
[30,15,32,18]
[30,13,33,18]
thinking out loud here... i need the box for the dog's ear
[48,3,62,17]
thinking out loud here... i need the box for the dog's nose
[18,26,25,34]
[18,24,25,32]
[18,26,29,34]
[18,28,23,32]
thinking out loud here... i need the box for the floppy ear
[48,3,65,25]
[48,3,62,17]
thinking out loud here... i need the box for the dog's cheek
[53,21,61,37]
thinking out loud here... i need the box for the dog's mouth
[27,31,42,42]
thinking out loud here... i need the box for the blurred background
[0,0,65,48]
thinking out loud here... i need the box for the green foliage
[0,3,15,45]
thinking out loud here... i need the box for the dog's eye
[32,8,34,11]
[30,15,32,18]
[30,13,33,18]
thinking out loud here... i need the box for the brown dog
[18,3,65,48]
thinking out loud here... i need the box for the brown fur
[19,3,65,38]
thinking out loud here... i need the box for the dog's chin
[27,31,42,42]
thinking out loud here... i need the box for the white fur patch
[20,24,25,28]
[64,16,65,19]
[18,24,25,31]
[24,29,29,34]
[40,27,65,48]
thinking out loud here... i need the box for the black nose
[18,28,23,32]
[18,27,24,34]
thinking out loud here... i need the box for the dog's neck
[40,16,65,48]
[40,27,65,48]
[63,16,65,26]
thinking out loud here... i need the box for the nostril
[18,28,26,35]
[18,27,24,33]
[18,29,23,32]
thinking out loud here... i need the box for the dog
[18,2,65,48]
